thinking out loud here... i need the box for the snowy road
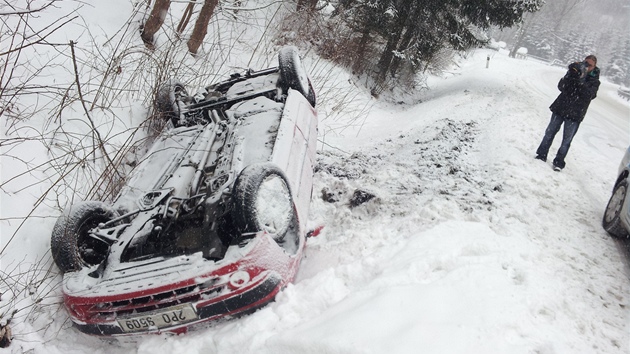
[581,79,629,163]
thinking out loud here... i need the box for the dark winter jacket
[549,64,600,122]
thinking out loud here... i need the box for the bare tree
[0,0,77,123]
[0,2,149,347]
[509,12,537,58]
[141,0,172,48]
[177,0,197,36]
[187,0,220,54]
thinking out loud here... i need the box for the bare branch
[0,15,78,57]
[68,40,123,180]
[0,0,57,15]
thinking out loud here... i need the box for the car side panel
[271,90,317,220]
[296,102,318,219]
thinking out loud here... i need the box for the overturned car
[50,46,318,336]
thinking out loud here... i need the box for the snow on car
[50,46,318,336]
[603,145,630,238]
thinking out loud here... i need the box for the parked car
[603,146,630,238]
[50,46,318,336]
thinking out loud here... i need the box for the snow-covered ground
[2,2,630,353]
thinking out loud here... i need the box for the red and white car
[50,47,318,336]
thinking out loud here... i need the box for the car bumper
[71,272,281,336]
[62,232,301,337]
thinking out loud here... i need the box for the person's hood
[588,66,600,79]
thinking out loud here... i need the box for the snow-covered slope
[1,2,629,353]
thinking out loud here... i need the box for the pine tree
[335,0,543,83]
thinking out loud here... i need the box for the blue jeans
[536,113,580,169]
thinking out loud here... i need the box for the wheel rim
[76,216,110,266]
[605,184,626,223]
[174,85,188,102]
[255,175,292,236]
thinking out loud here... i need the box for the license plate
[117,303,198,333]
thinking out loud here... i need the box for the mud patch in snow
[313,117,504,225]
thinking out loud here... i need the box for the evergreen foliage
[315,0,543,92]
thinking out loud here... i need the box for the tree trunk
[375,1,411,81]
[187,0,219,55]
[176,1,196,36]
[141,0,172,48]
[509,13,535,58]
[352,26,371,74]
[389,27,415,76]
[376,35,400,82]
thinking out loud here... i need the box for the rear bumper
[72,274,281,336]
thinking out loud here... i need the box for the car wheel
[155,80,189,127]
[51,201,118,273]
[278,46,316,107]
[603,180,629,238]
[231,163,299,253]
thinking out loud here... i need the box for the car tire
[51,201,118,273]
[603,180,629,238]
[231,163,299,253]
[155,80,189,127]
[278,46,316,107]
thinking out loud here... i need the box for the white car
[603,146,630,238]
[50,46,319,336]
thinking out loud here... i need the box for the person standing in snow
[535,55,600,171]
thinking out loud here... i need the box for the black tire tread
[51,201,117,273]
[602,181,629,238]
[155,81,188,126]
[278,46,316,107]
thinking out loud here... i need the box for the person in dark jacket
[535,55,600,171]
